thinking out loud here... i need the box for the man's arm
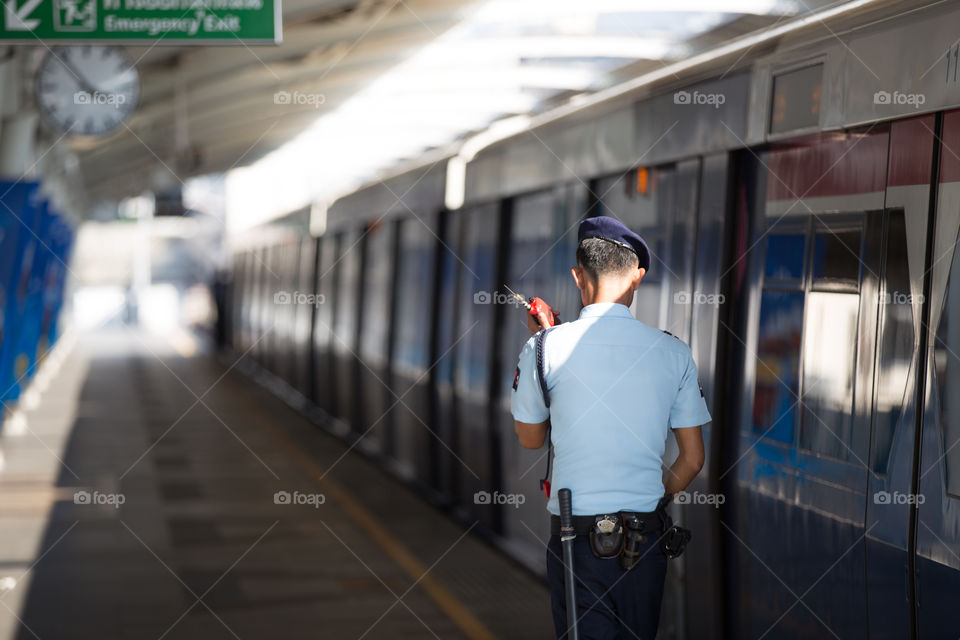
[663,426,704,495]
[515,419,549,449]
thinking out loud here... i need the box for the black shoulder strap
[535,327,556,498]
[535,326,554,408]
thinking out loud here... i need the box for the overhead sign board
[0,0,281,44]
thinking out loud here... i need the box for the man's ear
[571,266,585,290]
[633,267,646,289]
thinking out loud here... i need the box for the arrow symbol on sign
[5,0,43,31]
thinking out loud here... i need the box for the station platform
[0,328,553,640]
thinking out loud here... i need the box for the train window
[314,234,338,412]
[798,219,863,460]
[333,229,362,426]
[393,217,435,376]
[764,232,806,280]
[799,291,858,459]
[935,227,960,497]
[358,222,393,366]
[754,215,865,455]
[769,63,823,135]
[435,211,463,390]
[812,227,862,282]
[333,230,360,353]
[752,289,804,443]
[454,204,499,392]
[872,210,913,475]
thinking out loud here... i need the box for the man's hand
[527,311,551,334]
[663,426,705,495]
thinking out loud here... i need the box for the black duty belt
[550,510,660,536]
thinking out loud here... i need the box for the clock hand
[61,57,101,95]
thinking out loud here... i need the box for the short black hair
[576,237,640,280]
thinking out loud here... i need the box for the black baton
[558,488,579,640]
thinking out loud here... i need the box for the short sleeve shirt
[511,302,711,515]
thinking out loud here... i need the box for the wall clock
[36,46,139,137]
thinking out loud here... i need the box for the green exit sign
[1,0,281,43]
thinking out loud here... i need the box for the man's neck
[583,289,633,308]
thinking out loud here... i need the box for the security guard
[511,215,710,640]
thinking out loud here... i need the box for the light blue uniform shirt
[511,302,711,516]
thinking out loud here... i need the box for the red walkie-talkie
[503,284,560,328]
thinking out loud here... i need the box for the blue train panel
[0,181,40,414]
[9,199,52,402]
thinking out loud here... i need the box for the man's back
[512,302,708,515]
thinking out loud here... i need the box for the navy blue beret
[577,216,650,271]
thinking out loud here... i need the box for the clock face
[36,46,139,137]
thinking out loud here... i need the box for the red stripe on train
[939,110,960,184]
[764,114,944,199]
[766,130,888,201]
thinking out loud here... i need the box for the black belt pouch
[588,515,623,559]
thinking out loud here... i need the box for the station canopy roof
[70,0,838,222]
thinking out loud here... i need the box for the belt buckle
[596,515,618,534]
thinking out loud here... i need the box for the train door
[233,250,251,353]
[723,127,890,639]
[861,115,937,640]
[391,213,439,486]
[332,228,363,435]
[356,221,395,456]
[248,247,262,361]
[263,243,282,374]
[313,232,339,417]
[657,158,702,640]
[917,109,960,639]
[291,237,317,398]
[252,245,270,366]
[451,202,501,530]
[431,209,464,505]
[682,153,733,640]
[277,239,300,383]
[495,185,579,570]
[594,162,701,639]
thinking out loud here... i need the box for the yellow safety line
[263,420,498,640]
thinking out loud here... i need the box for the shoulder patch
[512,366,520,391]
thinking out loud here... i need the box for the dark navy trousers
[546,534,667,640]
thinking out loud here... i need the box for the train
[0,182,74,420]
[223,1,960,638]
